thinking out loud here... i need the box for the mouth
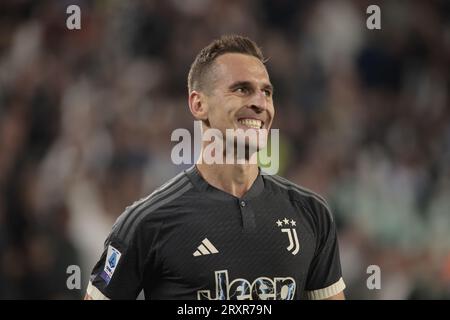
[237,118,264,129]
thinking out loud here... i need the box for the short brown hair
[187,35,265,93]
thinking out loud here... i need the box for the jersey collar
[184,165,265,201]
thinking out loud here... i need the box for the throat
[196,163,258,198]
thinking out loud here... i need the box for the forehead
[211,53,270,87]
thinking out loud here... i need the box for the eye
[235,87,249,94]
[263,89,272,97]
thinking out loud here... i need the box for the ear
[188,90,208,121]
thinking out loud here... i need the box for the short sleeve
[304,199,345,299]
[87,212,161,300]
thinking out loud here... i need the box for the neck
[195,161,259,198]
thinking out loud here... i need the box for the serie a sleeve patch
[100,245,122,284]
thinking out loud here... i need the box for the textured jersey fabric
[88,165,345,300]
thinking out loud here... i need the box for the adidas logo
[193,238,219,256]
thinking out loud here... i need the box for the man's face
[203,53,275,153]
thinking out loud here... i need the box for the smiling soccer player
[85,35,345,300]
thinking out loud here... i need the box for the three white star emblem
[276,218,297,227]
[275,217,300,255]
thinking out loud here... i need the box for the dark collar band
[184,165,265,201]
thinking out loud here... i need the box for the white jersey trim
[305,277,346,300]
[86,281,110,300]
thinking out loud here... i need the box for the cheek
[208,105,234,129]
[213,100,238,120]
[207,95,242,128]
[268,102,275,119]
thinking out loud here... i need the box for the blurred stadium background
[0,0,449,299]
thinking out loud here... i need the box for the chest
[156,198,318,299]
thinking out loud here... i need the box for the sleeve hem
[86,281,110,300]
[305,277,346,300]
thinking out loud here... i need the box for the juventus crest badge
[276,218,300,255]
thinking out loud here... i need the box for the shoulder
[263,174,334,222]
[110,170,195,245]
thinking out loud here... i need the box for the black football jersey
[87,165,345,300]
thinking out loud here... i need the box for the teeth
[238,119,262,129]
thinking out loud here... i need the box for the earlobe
[188,91,208,121]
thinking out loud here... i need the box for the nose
[249,90,269,112]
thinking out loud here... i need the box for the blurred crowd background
[0,0,449,299]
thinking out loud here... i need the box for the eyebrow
[228,81,274,93]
